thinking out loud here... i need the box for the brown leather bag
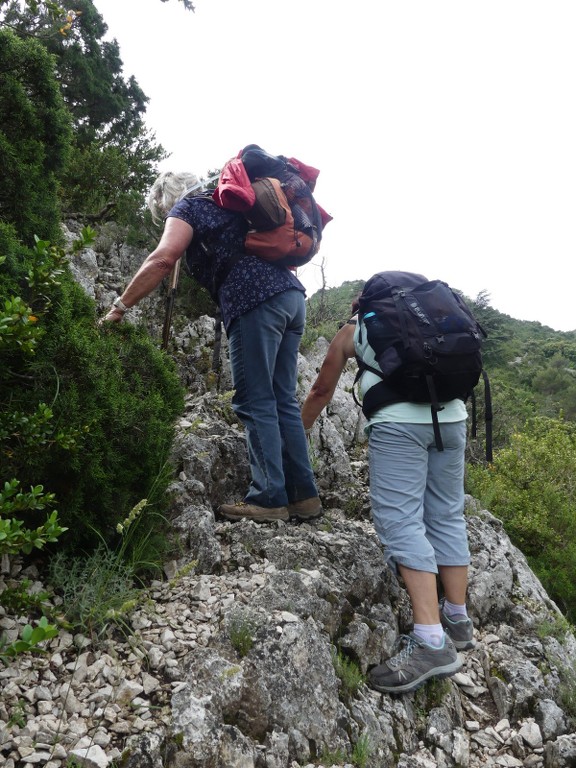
[244,177,315,263]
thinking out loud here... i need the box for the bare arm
[102,217,194,322]
[301,322,356,429]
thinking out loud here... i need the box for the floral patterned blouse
[168,195,305,331]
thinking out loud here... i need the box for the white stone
[69,744,110,768]
[494,756,523,767]
[495,719,511,733]
[22,751,53,764]
[453,672,475,687]
[519,721,543,749]
[146,647,164,669]
[114,680,144,706]
[141,672,160,694]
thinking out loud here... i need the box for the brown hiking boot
[288,497,323,521]
[218,502,289,523]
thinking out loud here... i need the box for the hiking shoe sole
[218,503,289,523]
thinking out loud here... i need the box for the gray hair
[147,171,202,225]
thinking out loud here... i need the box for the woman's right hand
[99,306,126,325]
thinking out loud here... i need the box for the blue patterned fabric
[168,196,305,331]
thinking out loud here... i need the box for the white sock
[443,599,468,618]
[414,623,445,647]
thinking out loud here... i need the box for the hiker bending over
[301,298,475,694]
[102,171,321,524]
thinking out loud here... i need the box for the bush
[48,498,154,640]
[0,480,65,556]
[466,416,576,620]
[0,29,71,245]
[1,229,74,560]
[1,229,185,556]
[22,281,184,549]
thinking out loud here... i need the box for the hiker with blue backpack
[301,271,484,694]
[102,150,330,525]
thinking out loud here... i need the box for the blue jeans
[227,289,318,508]
[368,421,470,574]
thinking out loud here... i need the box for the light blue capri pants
[368,421,470,574]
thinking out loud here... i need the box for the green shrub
[49,544,139,638]
[0,230,77,559]
[0,616,59,664]
[332,649,365,700]
[0,228,185,555]
[0,480,66,555]
[466,416,576,620]
[351,733,372,768]
[228,613,256,657]
[28,292,184,548]
[0,29,71,245]
[48,499,154,638]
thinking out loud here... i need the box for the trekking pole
[212,308,223,388]
[161,258,182,350]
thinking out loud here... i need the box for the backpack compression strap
[482,369,493,462]
[425,374,445,452]
[393,289,412,349]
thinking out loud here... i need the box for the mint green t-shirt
[353,318,468,430]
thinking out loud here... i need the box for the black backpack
[354,271,492,459]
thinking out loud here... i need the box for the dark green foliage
[0,227,72,560]
[1,237,185,553]
[467,289,514,369]
[466,416,576,621]
[26,280,184,547]
[172,271,218,328]
[0,2,188,561]
[0,29,71,243]
[2,1,168,227]
[3,1,144,143]
[60,136,166,224]
[303,280,364,348]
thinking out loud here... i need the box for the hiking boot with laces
[218,502,289,523]
[368,632,462,694]
[288,497,323,521]
[439,598,476,650]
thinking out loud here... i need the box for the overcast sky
[93,0,576,332]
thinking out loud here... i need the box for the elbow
[308,384,333,411]
[148,247,181,276]
[154,255,178,276]
[310,383,331,401]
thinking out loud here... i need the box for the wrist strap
[113,297,129,313]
